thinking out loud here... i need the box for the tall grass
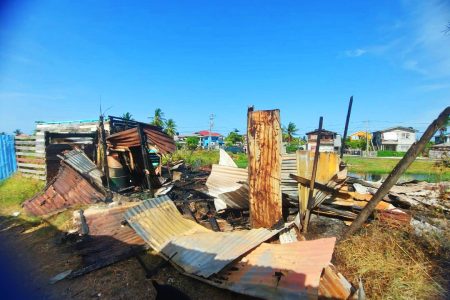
[0,173,45,215]
[335,221,447,299]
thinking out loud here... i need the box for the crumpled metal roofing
[107,126,176,154]
[205,164,249,211]
[60,149,104,190]
[23,163,106,216]
[217,238,337,299]
[125,195,284,278]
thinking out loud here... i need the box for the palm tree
[13,129,22,136]
[164,119,177,137]
[283,122,298,143]
[150,108,165,128]
[122,112,134,121]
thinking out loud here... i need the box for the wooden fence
[15,135,46,180]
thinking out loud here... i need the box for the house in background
[349,131,372,141]
[175,130,224,149]
[372,126,417,152]
[306,129,341,152]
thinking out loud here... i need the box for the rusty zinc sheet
[73,203,146,265]
[205,164,249,211]
[218,237,336,299]
[318,264,353,299]
[107,126,176,154]
[247,108,283,228]
[125,195,284,278]
[23,163,106,216]
[60,149,104,191]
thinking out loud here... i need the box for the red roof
[195,130,222,137]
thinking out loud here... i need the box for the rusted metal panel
[205,164,249,211]
[216,238,336,299]
[73,203,147,265]
[23,163,106,216]
[107,126,176,154]
[60,149,104,190]
[247,108,282,228]
[125,195,284,278]
[319,264,353,299]
[297,151,339,216]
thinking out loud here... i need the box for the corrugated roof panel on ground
[220,238,337,299]
[125,195,284,278]
[23,164,105,216]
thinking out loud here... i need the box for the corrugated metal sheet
[247,109,283,228]
[125,195,284,278]
[23,163,106,216]
[0,135,17,180]
[318,265,353,299]
[281,154,298,200]
[107,126,176,154]
[217,238,336,299]
[205,164,249,211]
[73,203,147,265]
[60,149,104,190]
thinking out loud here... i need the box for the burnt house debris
[19,105,449,299]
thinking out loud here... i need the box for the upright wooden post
[340,96,353,159]
[247,107,283,228]
[344,106,450,237]
[137,124,154,196]
[99,115,110,190]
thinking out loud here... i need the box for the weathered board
[297,151,339,216]
[15,135,46,180]
[247,108,282,228]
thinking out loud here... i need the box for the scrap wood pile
[20,107,449,299]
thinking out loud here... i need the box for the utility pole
[209,114,214,150]
[365,120,369,157]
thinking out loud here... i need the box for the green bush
[377,150,406,157]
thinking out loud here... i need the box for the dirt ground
[0,216,254,300]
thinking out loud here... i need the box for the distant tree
[13,129,22,136]
[0,131,5,135]
[164,119,177,137]
[225,131,243,146]
[282,122,298,143]
[233,128,240,133]
[122,112,134,121]
[186,136,200,150]
[445,22,450,34]
[150,108,165,128]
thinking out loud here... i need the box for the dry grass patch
[335,221,447,299]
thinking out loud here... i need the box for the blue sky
[1,0,449,137]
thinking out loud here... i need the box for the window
[402,133,410,139]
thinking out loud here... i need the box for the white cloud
[345,48,367,57]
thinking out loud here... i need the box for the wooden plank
[16,152,45,157]
[297,151,339,217]
[18,163,46,169]
[17,157,45,164]
[18,168,46,175]
[247,108,282,228]
[15,140,37,145]
[21,173,46,180]
[15,146,38,151]
[14,135,36,140]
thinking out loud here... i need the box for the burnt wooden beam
[303,116,323,233]
[137,124,154,196]
[247,107,283,228]
[345,106,450,237]
[99,115,111,190]
[289,174,350,198]
[340,96,353,159]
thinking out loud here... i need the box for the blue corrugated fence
[0,135,17,180]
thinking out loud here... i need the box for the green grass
[165,149,220,167]
[344,156,450,180]
[0,173,45,216]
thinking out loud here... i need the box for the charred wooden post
[247,107,283,228]
[340,96,353,159]
[137,124,154,196]
[344,106,450,237]
[303,116,323,232]
[99,115,111,190]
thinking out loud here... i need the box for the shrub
[377,150,406,157]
